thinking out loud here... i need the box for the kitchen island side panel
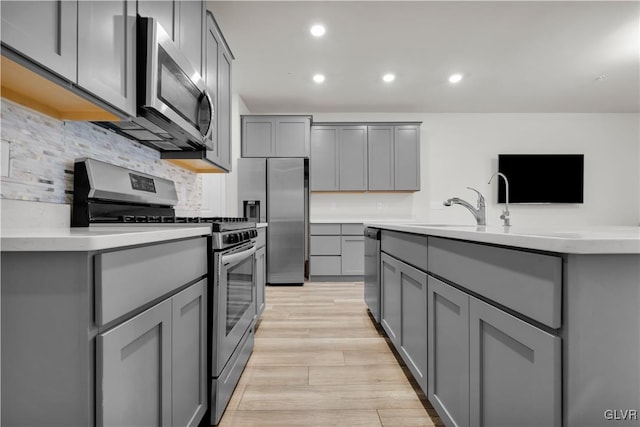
[564,254,640,427]
[1,251,95,427]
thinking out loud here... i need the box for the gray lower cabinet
[381,252,402,347]
[171,281,207,427]
[469,297,561,427]
[399,260,428,392]
[77,0,136,116]
[242,115,311,158]
[1,0,78,81]
[428,276,470,427]
[310,223,364,279]
[255,245,266,318]
[97,298,173,427]
[98,279,207,427]
[341,236,364,275]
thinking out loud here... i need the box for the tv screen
[497,154,584,204]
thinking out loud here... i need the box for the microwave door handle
[200,90,215,141]
[221,245,256,267]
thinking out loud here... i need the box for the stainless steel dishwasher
[364,227,381,323]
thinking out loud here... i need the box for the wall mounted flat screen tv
[497,154,584,203]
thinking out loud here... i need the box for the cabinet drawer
[381,230,428,271]
[341,223,364,235]
[310,256,342,276]
[310,236,341,255]
[95,237,208,325]
[256,228,266,248]
[428,237,562,328]
[310,223,341,235]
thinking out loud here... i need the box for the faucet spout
[442,187,486,226]
[488,172,511,227]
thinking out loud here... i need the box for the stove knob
[226,234,238,244]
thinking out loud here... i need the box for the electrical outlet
[376,202,383,210]
[1,141,10,177]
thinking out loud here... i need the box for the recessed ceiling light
[310,24,326,37]
[313,74,325,83]
[383,73,395,83]
[449,73,463,84]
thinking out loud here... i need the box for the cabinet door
[137,0,176,41]
[339,126,368,191]
[78,0,136,115]
[341,236,364,275]
[172,280,207,427]
[178,0,204,75]
[394,125,420,190]
[204,14,220,165]
[469,297,561,427]
[216,46,233,170]
[381,253,401,348]
[1,0,77,82]
[97,299,172,427]
[399,261,428,392]
[243,117,276,157]
[367,126,395,190]
[275,117,310,157]
[255,246,266,318]
[310,126,339,191]
[428,276,470,427]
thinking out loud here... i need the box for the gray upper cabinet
[428,275,470,427]
[242,116,311,158]
[137,0,204,75]
[97,299,173,427]
[311,126,339,191]
[367,126,395,191]
[311,122,420,192]
[178,0,204,75]
[339,126,368,191]
[276,117,311,157]
[1,0,78,82]
[204,11,233,172]
[394,125,421,191]
[78,0,137,116]
[469,297,561,427]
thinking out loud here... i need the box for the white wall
[200,93,251,216]
[311,112,640,226]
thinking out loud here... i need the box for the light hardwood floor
[217,281,443,427]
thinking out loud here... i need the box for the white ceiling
[208,1,640,113]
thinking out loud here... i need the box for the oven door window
[157,46,209,134]
[225,255,254,335]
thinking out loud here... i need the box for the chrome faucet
[488,172,511,227]
[443,187,486,226]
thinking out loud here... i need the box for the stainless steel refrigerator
[238,158,307,285]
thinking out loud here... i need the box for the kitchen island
[364,222,640,427]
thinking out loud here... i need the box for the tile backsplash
[0,99,201,211]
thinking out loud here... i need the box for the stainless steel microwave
[95,17,214,152]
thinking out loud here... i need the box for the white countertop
[0,226,212,252]
[365,222,640,254]
[311,218,416,224]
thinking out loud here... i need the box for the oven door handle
[221,245,256,267]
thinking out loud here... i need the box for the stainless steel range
[72,158,257,425]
